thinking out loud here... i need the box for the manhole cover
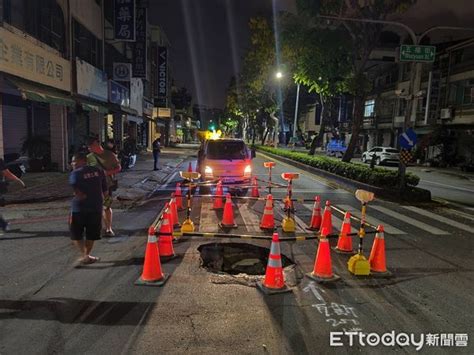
[198,242,294,275]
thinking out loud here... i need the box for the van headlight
[244,165,252,177]
[204,166,213,177]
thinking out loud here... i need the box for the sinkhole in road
[198,242,294,275]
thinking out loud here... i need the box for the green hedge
[257,146,420,188]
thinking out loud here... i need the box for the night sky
[149,0,295,109]
[149,0,473,110]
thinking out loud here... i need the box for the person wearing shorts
[69,152,108,265]
[86,136,121,237]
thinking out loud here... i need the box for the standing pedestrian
[0,158,26,233]
[69,152,108,265]
[86,136,121,237]
[152,136,161,171]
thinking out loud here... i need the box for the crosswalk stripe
[199,200,219,233]
[238,203,261,233]
[303,204,343,232]
[370,205,449,235]
[402,206,473,233]
[337,204,406,235]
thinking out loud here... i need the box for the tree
[225,17,291,145]
[291,0,417,161]
[171,87,192,111]
[281,9,351,154]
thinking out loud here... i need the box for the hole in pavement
[198,242,294,276]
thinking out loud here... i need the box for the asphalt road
[1,150,473,354]
[364,161,474,208]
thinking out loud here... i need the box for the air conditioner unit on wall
[440,108,452,119]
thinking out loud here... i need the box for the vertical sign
[132,6,147,78]
[114,0,135,41]
[157,46,168,106]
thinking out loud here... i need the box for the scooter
[4,153,27,178]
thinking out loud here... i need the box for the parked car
[326,139,347,158]
[361,147,400,165]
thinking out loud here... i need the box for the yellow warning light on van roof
[205,130,222,140]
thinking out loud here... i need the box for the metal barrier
[155,229,377,242]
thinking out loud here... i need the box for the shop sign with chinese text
[0,27,71,91]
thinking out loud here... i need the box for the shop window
[73,19,103,69]
[3,0,65,54]
[364,99,375,117]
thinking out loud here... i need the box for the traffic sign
[400,45,436,62]
[399,128,417,149]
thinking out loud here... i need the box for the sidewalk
[3,147,189,205]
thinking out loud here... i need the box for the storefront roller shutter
[2,104,28,155]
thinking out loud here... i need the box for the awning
[126,115,144,124]
[109,103,138,116]
[414,127,434,135]
[8,77,75,108]
[81,102,109,113]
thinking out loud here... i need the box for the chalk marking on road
[370,205,450,235]
[337,204,406,235]
[304,281,362,332]
[402,206,473,233]
[199,201,219,233]
[303,281,326,302]
[303,204,343,232]
[422,179,474,193]
[238,203,261,233]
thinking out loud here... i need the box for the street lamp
[274,71,301,144]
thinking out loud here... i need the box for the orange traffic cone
[307,196,322,231]
[306,227,340,282]
[320,201,333,235]
[335,212,354,254]
[157,205,176,259]
[251,176,259,198]
[175,183,184,210]
[169,193,180,228]
[369,225,391,276]
[187,162,193,172]
[260,194,275,231]
[213,180,224,210]
[135,226,169,286]
[219,193,237,228]
[257,232,291,294]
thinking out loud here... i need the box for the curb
[257,150,432,203]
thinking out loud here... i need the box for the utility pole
[293,82,301,140]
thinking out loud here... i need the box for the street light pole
[292,82,301,140]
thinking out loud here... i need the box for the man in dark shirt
[69,152,108,265]
[152,136,161,171]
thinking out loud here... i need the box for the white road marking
[238,203,261,233]
[303,204,343,232]
[370,205,450,235]
[402,206,473,233]
[199,201,219,233]
[422,179,474,193]
[337,204,406,235]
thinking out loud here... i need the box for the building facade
[0,0,172,172]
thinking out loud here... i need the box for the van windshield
[207,141,247,160]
